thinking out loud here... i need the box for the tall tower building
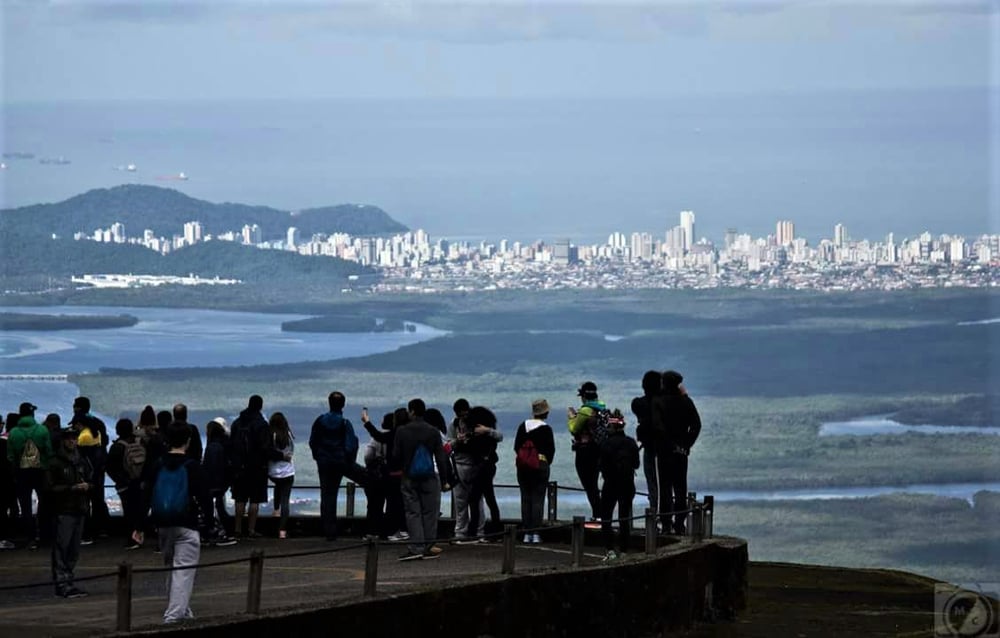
[110,222,126,244]
[679,211,695,253]
[286,226,300,250]
[834,223,846,248]
[183,221,203,246]
[776,220,795,246]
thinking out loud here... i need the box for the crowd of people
[0,370,700,621]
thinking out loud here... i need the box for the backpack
[151,460,191,523]
[122,439,146,480]
[19,438,41,469]
[408,443,435,479]
[515,438,541,471]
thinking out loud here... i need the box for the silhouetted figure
[650,370,701,534]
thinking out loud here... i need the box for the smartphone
[361,407,369,420]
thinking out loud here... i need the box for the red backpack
[515,439,540,470]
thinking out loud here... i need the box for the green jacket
[567,399,607,440]
[7,417,55,469]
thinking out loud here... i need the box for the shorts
[232,468,268,504]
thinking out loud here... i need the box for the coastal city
[75,211,1000,292]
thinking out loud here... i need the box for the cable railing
[0,485,716,633]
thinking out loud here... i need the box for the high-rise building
[776,220,795,246]
[553,239,573,265]
[724,228,737,251]
[286,226,299,250]
[834,223,846,248]
[680,211,695,253]
[183,221,203,246]
[242,223,262,245]
[110,222,125,244]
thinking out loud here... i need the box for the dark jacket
[309,411,357,469]
[143,451,213,530]
[106,435,142,490]
[173,421,203,464]
[598,430,640,484]
[230,408,275,471]
[649,392,702,454]
[45,447,93,515]
[140,427,168,485]
[201,437,230,493]
[391,419,449,481]
[364,422,400,473]
[513,419,556,465]
[630,395,654,447]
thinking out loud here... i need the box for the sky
[2,1,998,103]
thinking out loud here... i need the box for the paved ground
[0,528,644,636]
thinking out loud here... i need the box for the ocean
[1,88,994,244]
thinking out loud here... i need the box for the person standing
[567,381,607,526]
[7,402,54,550]
[171,404,203,464]
[69,397,109,543]
[45,427,92,598]
[229,395,275,539]
[308,391,364,541]
[513,399,555,544]
[144,421,214,624]
[650,370,702,535]
[598,414,640,561]
[448,398,485,543]
[267,412,295,539]
[631,371,663,517]
[393,399,450,561]
[106,419,145,550]
[201,418,233,540]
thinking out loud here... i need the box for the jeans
[270,475,294,532]
[657,451,689,531]
[467,462,499,538]
[51,514,84,593]
[574,444,601,519]
[517,463,550,532]
[400,476,441,555]
[600,478,636,552]
[159,526,201,623]
[318,463,366,539]
[119,479,145,538]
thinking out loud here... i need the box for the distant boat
[155,172,189,181]
[2,152,34,160]
[39,156,71,165]
[127,164,137,172]
[115,163,138,172]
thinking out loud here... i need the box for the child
[597,410,639,561]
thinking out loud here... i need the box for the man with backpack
[229,395,276,539]
[7,402,53,550]
[597,413,640,561]
[308,391,365,542]
[144,421,214,624]
[392,398,450,561]
[567,381,608,527]
[107,418,146,550]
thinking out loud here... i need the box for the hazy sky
[3,1,998,103]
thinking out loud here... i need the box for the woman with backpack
[107,419,146,550]
[513,399,555,544]
[267,413,295,539]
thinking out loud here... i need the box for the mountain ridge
[0,184,409,240]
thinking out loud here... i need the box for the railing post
[115,561,133,632]
[346,482,356,518]
[547,481,558,522]
[571,515,585,567]
[686,491,697,536]
[246,550,264,615]
[364,537,379,597]
[502,524,517,575]
[644,508,656,555]
[691,504,704,542]
[703,495,714,539]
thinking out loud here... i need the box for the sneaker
[79,538,94,547]
[584,520,602,530]
[397,551,423,562]
[531,534,542,544]
[421,550,440,560]
[387,532,408,542]
[450,536,469,545]
[602,550,618,563]
[125,540,142,551]
[0,540,15,550]
[64,587,89,599]
[454,537,481,545]
[522,534,532,544]
[213,535,238,547]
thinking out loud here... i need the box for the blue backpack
[151,460,191,523]
[408,444,435,479]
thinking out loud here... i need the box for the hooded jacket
[7,416,54,469]
[309,411,358,469]
[46,445,93,515]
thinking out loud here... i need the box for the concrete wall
[135,538,747,638]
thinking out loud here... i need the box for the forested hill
[0,184,409,240]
